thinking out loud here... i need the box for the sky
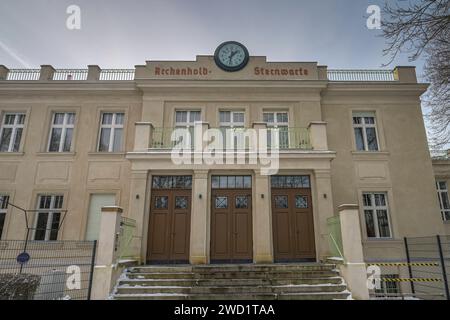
[0,0,427,78]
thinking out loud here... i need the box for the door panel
[147,188,191,263]
[211,190,252,262]
[272,187,315,261]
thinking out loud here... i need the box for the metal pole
[87,240,97,300]
[404,237,415,295]
[437,235,450,300]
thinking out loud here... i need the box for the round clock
[214,41,249,72]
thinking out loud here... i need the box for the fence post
[403,237,415,295]
[90,206,122,299]
[437,235,450,300]
[87,240,97,300]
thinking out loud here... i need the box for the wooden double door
[147,189,191,263]
[210,189,253,263]
[272,188,315,261]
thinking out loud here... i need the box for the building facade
[0,45,448,269]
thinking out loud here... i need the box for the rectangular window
[48,112,75,152]
[33,195,63,241]
[0,195,9,239]
[374,274,400,299]
[220,111,245,149]
[174,110,201,148]
[263,111,289,148]
[98,112,124,152]
[85,194,115,241]
[352,112,379,151]
[211,176,252,189]
[363,192,392,238]
[0,113,25,152]
[436,181,450,221]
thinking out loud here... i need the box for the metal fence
[327,69,396,81]
[0,240,96,300]
[404,235,450,300]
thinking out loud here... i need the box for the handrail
[53,69,88,81]
[6,69,40,81]
[328,69,396,81]
[99,69,135,81]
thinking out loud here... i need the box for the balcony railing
[99,69,135,80]
[327,69,396,81]
[150,127,312,150]
[53,69,88,80]
[6,69,40,81]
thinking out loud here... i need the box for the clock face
[214,41,249,72]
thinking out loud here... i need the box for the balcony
[132,122,332,153]
[149,126,312,150]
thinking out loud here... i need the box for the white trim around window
[33,194,64,241]
[362,192,392,239]
[436,180,450,221]
[175,110,201,127]
[47,112,75,152]
[0,195,9,239]
[97,112,125,152]
[352,111,380,151]
[0,113,25,152]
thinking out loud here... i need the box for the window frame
[374,274,400,298]
[32,194,64,241]
[0,195,9,239]
[362,192,393,239]
[174,110,201,127]
[47,112,75,152]
[0,113,25,152]
[436,180,450,221]
[263,111,289,148]
[97,112,125,152]
[352,112,380,152]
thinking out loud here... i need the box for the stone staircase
[112,263,351,300]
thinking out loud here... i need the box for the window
[98,112,124,152]
[374,274,400,299]
[33,195,63,241]
[263,111,289,148]
[174,110,201,148]
[0,113,25,152]
[85,194,115,241]
[211,176,252,189]
[220,111,245,149]
[48,112,75,152]
[436,181,450,221]
[152,176,192,189]
[352,112,379,151]
[0,195,9,239]
[363,193,392,238]
[271,175,310,188]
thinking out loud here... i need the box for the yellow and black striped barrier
[381,278,442,282]
[369,262,439,267]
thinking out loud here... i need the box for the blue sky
[0,0,426,78]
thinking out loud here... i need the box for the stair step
[113,291,350,300]
[115,284,347,294]
[119,277,343,287]
[126,271,338,279]
[129,264,336,274]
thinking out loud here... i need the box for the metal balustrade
[150,127,312,150]
[6,69,40,81]
[53,69,88,81]
[327,69,396,81]
[99,69,135,80]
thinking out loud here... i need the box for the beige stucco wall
[0,87,142,240]
[0,56,446,268]
[322,84,446,262]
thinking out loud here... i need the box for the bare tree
[381,0,450,147]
